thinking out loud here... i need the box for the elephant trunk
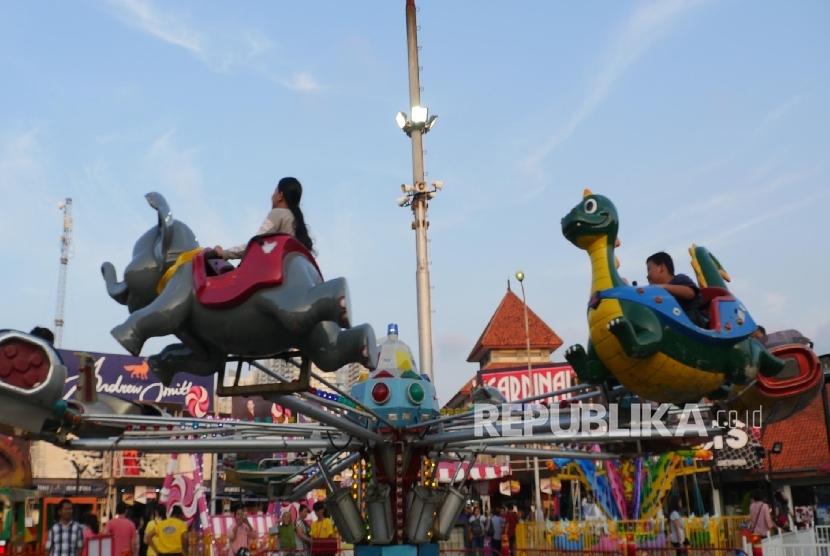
[101,262,129,305]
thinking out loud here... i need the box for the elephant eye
[584,199,597,214]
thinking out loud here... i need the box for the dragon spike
[615,255,621,269]
[583,188,593,198]
[615,237,621,248]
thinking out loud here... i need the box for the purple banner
[57,349,214,413]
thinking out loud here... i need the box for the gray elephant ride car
[102,192,378,391]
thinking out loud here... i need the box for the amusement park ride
[0,188,824,554]
[0,3,826,556]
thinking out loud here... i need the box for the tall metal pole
[517,273,544,522]
[405,0,434,383]
[210,390,219,514]
[55,198,73,347]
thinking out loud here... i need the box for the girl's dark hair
[82,512,100,534]
[668,495,682,513]
[154,504,167,520]
[278,177,314,255]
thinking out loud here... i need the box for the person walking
[774,490,794,533]
[275,512,296,555]
[468,507,486,556]
[668,495,689,555]
[749,491,775,539]
[104,502,138,556]
[294,505,312,556]
[229,506,255,556]
[45,499,85,556]
[143,505,166,556]
[486,508,504,556]
[80,513,99,556]
[145,505,188,556]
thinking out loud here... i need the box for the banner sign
[57,349,214,411]
[479,364,576,402]
[33,480,108,497]
[229,395,316,424]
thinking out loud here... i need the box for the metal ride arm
[68,437,363,454]
[247,359,396,430]
[430,425,723,449]
[454,446,623,460]
[217,351,311,396]
[268,393,384,445]
[285,452,362,501]
[80,414,335,438]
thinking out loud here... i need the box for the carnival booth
[0,488,41,552]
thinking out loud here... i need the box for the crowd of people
[43,498,340,556]
[457,504,522,556]
[45,499,189,556]
[263,501,336,555]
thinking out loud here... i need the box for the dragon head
[561,189,619,249]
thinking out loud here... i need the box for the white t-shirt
[581,501,600,520]
[224,207,296,259]
[670,511,685,544]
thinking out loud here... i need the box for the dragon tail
[688,244,731,289]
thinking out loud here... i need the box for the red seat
[700,286,731,305]
[758,345,822,395]
[311,539,338,556]
[192,235,321,309]
[699,287,735,331]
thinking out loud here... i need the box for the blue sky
[1,0,828,405]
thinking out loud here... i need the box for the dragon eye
[584,198,597,214]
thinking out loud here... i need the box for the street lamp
[71,460,88,497]
[515,270,544,523]
[395,108,438,137]
[394,0,441,385]
[758,442,784,503]
[770,442,783,498]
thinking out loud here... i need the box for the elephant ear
[145,192,174,266]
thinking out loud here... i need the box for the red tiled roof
[762,384,830,472]
[467,288,563,363]
[442,376,477,410]
[459,376,476,395]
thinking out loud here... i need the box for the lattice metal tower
[55,198,73,347]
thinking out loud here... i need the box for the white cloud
[144,130,202,197]
[138,130,246,251]
[660,163,825,224]
[100,0,321,90]
[243,30,274,58]
[0,129,56,253]
[0,128,42,192]
[522,0,708,175]
[102,0,203,55]
[678,94,808,182]
[281,72,322,92]
[761,293,789,316]
[699,188,830,246]
[756,94,805,134]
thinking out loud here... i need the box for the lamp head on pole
[515,271,525,283]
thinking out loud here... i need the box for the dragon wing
[688,244,731,289]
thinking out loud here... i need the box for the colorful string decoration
[309,387,359,408]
